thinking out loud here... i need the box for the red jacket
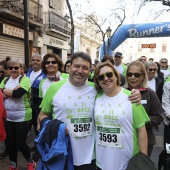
[0,90,6,141]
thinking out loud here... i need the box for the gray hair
[32,53,41,58]
[7,58,23,68]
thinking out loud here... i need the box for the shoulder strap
[4,76,23,84]
[4,77,10,84]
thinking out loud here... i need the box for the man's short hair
[71,52,92,66]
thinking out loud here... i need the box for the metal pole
[24,0,29,72]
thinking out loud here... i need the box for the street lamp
[106,27,112,55]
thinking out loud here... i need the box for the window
[162,43,167,52]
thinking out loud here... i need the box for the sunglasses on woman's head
[8,67,20,70]
[127,72,143,78]
[148,68,156,72]
[45,61,58,65]
[97,72,114,81]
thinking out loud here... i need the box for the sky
[69,0,170,28]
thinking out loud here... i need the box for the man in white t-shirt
[114,52,127,77]
[26,53,46,161]
[38,52,141,170]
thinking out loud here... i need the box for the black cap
[114,52,122,57]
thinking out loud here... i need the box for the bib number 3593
[97,126,121,148]
[70,117,92,137]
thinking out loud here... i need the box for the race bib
[97,126,121,148]
[70,117,92,137]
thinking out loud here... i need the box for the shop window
[162,44,167,52]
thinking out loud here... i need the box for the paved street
[0,123,164,170]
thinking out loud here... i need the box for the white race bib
[70,117,92,137]
[97,126,121,148]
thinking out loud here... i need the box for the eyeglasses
[97,72,114,81]
[161,61,167,64]
[8,67,20,70]
[45,61,58,65]
[140,59,146,61]
[127,72,143,78]
[148,68,157,72]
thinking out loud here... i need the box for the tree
[66,0,74,56]
[83,6,126,56]
[137,0,170,19]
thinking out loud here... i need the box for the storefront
[42,34,68,63]
[0,23,33,62]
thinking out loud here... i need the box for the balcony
[0,0,43,27]
[44,11,71,38]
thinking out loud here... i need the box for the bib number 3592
[70,117,92,137]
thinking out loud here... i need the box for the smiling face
[127,65,144,89]
[147,65,157,80]
[69,57,90,87]
[31,55,42,72]
[8,62,22,79]
[98,66,118,95]
[45,57,58,74]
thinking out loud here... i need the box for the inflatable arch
[99,22,170,60]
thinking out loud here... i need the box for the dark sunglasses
[161,62,167,64]
[97,72,114,81]
[0,71,4,74]
[140,59,146,61]
[45,61,58,65]
[8,66,20,70]
[149,68,157,72]
[127,72,143,78]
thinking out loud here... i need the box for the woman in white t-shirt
[39,53,69,98]
[0,58,35,170]
[93,62,149,170]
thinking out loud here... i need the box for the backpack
[4,76,23,84]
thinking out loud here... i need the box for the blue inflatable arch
[100,22,170,60]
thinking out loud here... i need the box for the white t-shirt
[40,79,97,166]
[94,88,149,170]
[114,64,124,75]
[0,76,32,122]
[147,79,156,92]
[160,69,170,81]
[30,70,42,85]
[39,73,69,98]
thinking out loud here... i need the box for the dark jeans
[31,100,41,136]
[164,123,170,149]
[5,120,32,162]
[74,159,95,170]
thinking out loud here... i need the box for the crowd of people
[0,51,170,170]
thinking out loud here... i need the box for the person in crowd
[0,58,35,170]
[162,79,170,149]
[39,53,68,98]
[88,64,96,82]
[0,57,11,159]
[26,53,46,162]
[102,55,125,86]
[38,52,141,170]
[0,90,6,142]
[155,62,164,83]
[113,52,127,77]
[93,62,149,170]
[145,61,164,103]
[64,59,71,74]
[139,56,147,65]
[125,61,163,157]
[148,58,154,62]
[159,58,170,81]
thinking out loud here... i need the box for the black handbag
[125,152,157,170]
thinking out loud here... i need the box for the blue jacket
[26,69,46,99]
[35,118,74,170]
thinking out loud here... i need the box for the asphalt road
[0,123,164,170]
